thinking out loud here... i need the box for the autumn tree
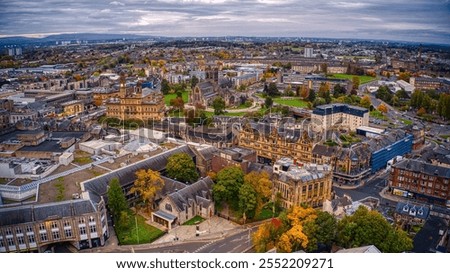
[318,82,330,98]
[352,76,360,90]
[300,85,309,99]
[212,97,226,115]
[212,166,244,211]
[107,178,128,220]
[378,103,388,113]
[130,169,165,211]
[238,183,257,221]
[253,218,284,252]
[243,171,272,214]
[360,95,371,109]
[169,97,184,112]
[166,153,199,183]
[336,206,413,253]
[417,107,426,116]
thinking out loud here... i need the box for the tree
[107,178,128,220]
[190,75,199,89]
[300,85,309,99]
[166,153,199,183]
[336,206,412,252]
[253,218,284,252]
[352,76,360,90]
[378,103,388,113]
[212,166,244,211]
[375,85,393,104]
[318,82,330,98]
[398,72,411,82]
[391,95,400,107]
[212,97,225,115]
[130,169,165,211]
[417,107,426,116]
[264,96,273,109]
[303,211,336,252]
[238,183,257,221]
[266,82,280,97]
[333,84,346,98]
[169,97,184,112]
[160,79,170,94]
[244,171,272,214]
[437,94,450,120]
[360,95,371,109]
[308,89,316,102]
[396,88,409,99]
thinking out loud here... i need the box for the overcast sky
[0,0,449,44]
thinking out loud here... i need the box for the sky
[0,0,449,44]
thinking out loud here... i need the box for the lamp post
[135,215,139,244]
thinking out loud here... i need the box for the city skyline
[0,0,449,44]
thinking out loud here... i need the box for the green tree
[410,90,423,108]
[396,88,409,99]
[303,211,337,252]
[333,84,346,98]
[336,206,412,252]
[212,97,226,115]
[130,169,165,211]
[239,183,257,221]
[265,96,274,109]
[266,82,280,97]
[190,75,199,89]
[160,79,170,95]
[308,89,316,102]
[375,85,393,104]
[166,153,199,183]
[391,95,400,107]
[213,166,244,211]
[107,178,128,220]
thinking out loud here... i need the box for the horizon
[0,0,449,45]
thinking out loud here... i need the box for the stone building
[0,196,108,253]
[272,158,333,208]
[106,75,164,121]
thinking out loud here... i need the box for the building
[389,159,450,206]
[311,104,369,132]
[412,216,449,253]
[190,80,236,108]
[238,120,313,164]
[0,195,108,253]
[211,147,257,174]
[411,77,443,91]
[152,177,214,229]
[272,158,332,208]
[61,100,84,117]
[336,245,381,253]
[394,202,430,229]
[106,75,165,121]
[304,46,314,58]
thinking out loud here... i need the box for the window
[28,234,35,243]
[65,229,72,238]
[64,221,71,227]
[79,226,86,235]
[51,222,58,229]
[26,226,33,233]
[17,236,25,245]
[16,227,22,234]
[40,233,47,242]
[89,216,95,223]
[90,225,96,233]
[39,224,45,231]
[165,203,172,212]
[0,238,4,248]
[5,228,12,236]
[79,218,85,224]
[7,237,14,246]
[52,231,60,240]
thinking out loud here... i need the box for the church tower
[119,74,127,97]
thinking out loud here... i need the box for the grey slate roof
[81,145,195,197]
[413,216,448,253]
[168,177,214,212]
[0,199,96,226]
[393,159,450,178]
[395,202,430,220]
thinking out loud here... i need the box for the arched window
[165,203,172,212]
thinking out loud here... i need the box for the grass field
[164,91,189,106]
[370,110,388,121]
[399,118,413,125]
[329,74,376,84]
[116,214,164,245]
[183,215,205,226]
[273,98,308,108]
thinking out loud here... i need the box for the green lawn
[329,74,376,84]
[370,110,388,121]
[255,202,283,221]
[73,157,92,165]
[439,135,450,139]
[399,118,413,125]
[183,215,205,226]
[273,98,308,108]
[164,91,189,106]
[115,214,165,245]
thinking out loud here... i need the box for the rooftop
[393,159,450,178]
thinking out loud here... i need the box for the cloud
[0,0,448,44]
[109,1,125,6]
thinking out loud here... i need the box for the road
[194,227,257,253]
[134,242,207,253]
